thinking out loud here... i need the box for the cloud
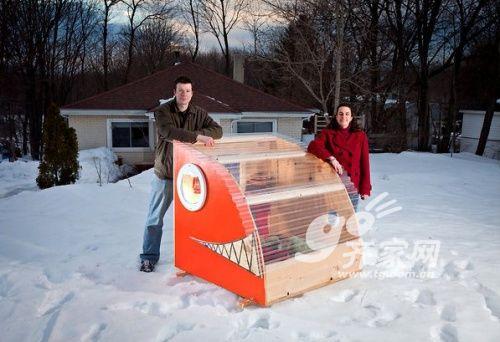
[110,4,258,53]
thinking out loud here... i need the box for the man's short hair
[174,76,193,89]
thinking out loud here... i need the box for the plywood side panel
[264,239,363,304]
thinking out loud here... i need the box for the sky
[110,2,257,53]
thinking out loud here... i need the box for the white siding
[460,110,500,160]
[69,113,305,164]
[461,111,500,140]
[220,117,303,140]
[460,137,500,160]
[277,117,303,140]
[68,115,107,149]
[68,115,154,165]
[219,119,232,135]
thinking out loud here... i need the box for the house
[61,61,312,166]
[459,109,500,160]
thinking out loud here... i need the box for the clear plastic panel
[193,134,304,160]
[191,134,359,271]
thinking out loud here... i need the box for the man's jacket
[153,99,222,179]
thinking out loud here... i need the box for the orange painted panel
[174,141,266,305]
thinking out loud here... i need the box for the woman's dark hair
[328,102,362,132]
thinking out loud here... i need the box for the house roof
[62,62,310,113]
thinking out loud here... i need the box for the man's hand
[328,156,343,175]
[196,134,215,147]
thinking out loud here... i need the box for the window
[176,163,207,212]
[111,122,149,148]
[235,121,275,133]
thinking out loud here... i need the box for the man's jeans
[140,175,173,264]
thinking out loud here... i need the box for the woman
[307,103,371,210]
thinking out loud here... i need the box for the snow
[1,152,500,341]
[0,147,127,199]
[0,159,39,198]
[77,147,125,184]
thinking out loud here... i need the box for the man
[140,76,222,272]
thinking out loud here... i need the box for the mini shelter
[174,134,362,306]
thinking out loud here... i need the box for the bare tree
[179,0,202,61]
[0,0,15,79]
[93,156,103,186]
[5,0,98,159]
[101,0,120,91]
[0,101,24,161]
[412,0,445,151]
[119,0,174,83]
[135,18,180,73]
[199,0,249,75]
[382,0,418,136]
[476,0,500,156]
[348,0,384,130]
[441,0,490,152]
[241,2,267,55]
[332,4,348,112]
[260,0,351,115]
[0,1,21,156]
[407,0,492,151]
[52,1,99,104]
[11,0,58,159]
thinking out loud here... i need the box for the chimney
[173,51,181,65]
[233,54,244,83]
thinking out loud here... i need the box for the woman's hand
[360,194,369,200]
[328,156,343,175]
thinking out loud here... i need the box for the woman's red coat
[307,129,372,196]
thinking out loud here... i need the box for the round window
[176,163,207,211]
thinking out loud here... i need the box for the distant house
[61,61,312,166]
[459,109,500,160]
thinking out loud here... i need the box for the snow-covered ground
[0,152,499,341]
[0,147,126,199]
[0,159,40,198]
